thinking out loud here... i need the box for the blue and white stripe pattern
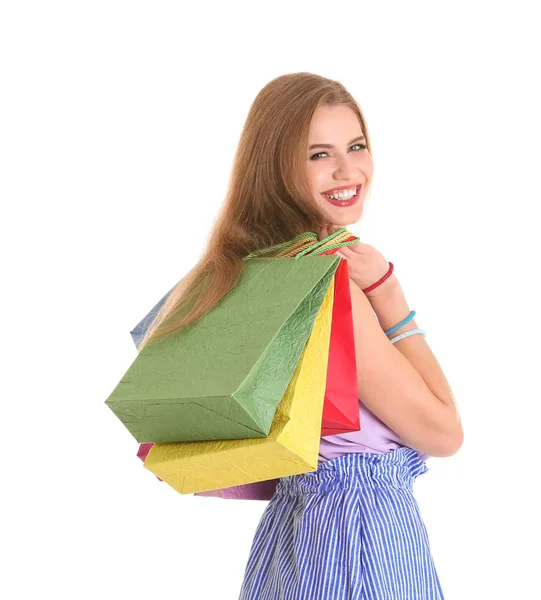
[239,447,444,599]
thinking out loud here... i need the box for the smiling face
[306,104,374,226]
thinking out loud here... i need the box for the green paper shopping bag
[105,252,341,443]
[142,275,335,494]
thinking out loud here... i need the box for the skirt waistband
[276,447,428,496]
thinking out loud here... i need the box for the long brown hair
[137,72,373,350]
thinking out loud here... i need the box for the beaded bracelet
[384,310,425,344]
[362,261,394,294]
[363,264,426,343]
[389,328,426,344]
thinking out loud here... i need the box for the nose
[333,155,358,180]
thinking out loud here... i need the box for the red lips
[321,185,361,207]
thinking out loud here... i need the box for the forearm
[366,273,459,417]
[347,276,463,457]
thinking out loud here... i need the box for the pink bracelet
[362,262,394,294]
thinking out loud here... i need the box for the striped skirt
[238,447,445,599]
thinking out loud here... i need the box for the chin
[324,206,363,228]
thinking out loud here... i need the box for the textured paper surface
[138,442,279,499]
[320,258,360,435]
[143,278,334,494]
[105,255,340,443]
[192,479,280,500]
[129,257,359,439]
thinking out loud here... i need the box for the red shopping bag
[319,255,360,435]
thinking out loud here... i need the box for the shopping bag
[135,258,358,497]
[193,480,279,500]
[130,291,173,350]
[105,254,340,443]
[128,239,360,438]
[141,277,334,495]
[318,256,360,435]
[258,230,361,436]
[137,442,279,500]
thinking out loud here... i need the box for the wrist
[364,277,416,334]
[363,272,400,299]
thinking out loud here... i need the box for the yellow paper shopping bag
[142,276,334,495]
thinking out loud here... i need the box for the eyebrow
[309,135,366,151]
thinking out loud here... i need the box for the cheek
[360,154,374,176]
[306,163,328,191]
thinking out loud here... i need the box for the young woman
[140,72,463,599]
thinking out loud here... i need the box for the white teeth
[323,186,357,200]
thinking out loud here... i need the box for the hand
[318,224,396,297]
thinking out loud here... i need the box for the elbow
[424,396,464,458]
[429,422,464,458]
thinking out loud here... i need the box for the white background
[2,1,539,598]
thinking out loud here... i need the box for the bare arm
[348,275,463,457]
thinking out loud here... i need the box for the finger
[343,239,365,254]
[336,245,354,258]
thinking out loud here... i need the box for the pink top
[318,400,429,462]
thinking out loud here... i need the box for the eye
[309,144,367,160]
